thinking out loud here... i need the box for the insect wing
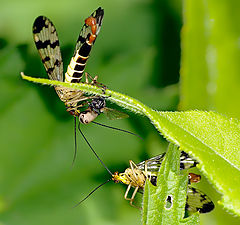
[137,153,166,173]
[74,7,104,55]
[33,16,63,82]
[102,107,129,120]
[179,151,198,170]
[136,151,197,173]
[186,187,214,213]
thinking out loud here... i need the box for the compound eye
[79,114,89,124]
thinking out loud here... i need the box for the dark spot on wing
[47,67,54,74]
[35,40,59,50]
[42,56,50,63]
[54,59,61,67]
[199,201,215,213]
[191,187,198,194]
[33,16,48,33]
[51,40,59,48]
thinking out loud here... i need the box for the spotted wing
[65,7,104,83]
[137,151,198,172]
[138,185,214,213]
[33,16,63,82]
[186,187,214,213]
[102,107,129,120]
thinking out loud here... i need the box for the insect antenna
[78,123,113,176]
[72,117,78,167]
[73,178,112,208]
[92,121,143,140]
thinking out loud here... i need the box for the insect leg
[66,95,95,106]
[123,184,140,208]
[129,160,138,181]
[124,184,132,201]
[85,72,90,84]
[129,187,141,209]
[85,72,107,92]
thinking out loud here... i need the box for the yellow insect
[78,151,215,213]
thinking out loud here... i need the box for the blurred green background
[1,0,240,224]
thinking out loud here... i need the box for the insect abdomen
[65,39,93,83]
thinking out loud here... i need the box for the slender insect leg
[66,96,94,114]
[129,187,141,209]
[93,78,107,92]
[84,72,96,84]
[67,95,96,106]
[85,72,107,92]
[66,102,88,112]
[124,184,132,201]
[85,72,89,84]
[124,185,139,208]
[129,160,139,181]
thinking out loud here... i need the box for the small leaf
[142,143,200,225]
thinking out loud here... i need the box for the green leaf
[142,143,200,225]
[20,73,240,216]
[154,111,240,215]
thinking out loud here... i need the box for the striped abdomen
[65,15,99,83]
[65,41,92,83]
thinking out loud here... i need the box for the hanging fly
[21,7,140,163]
[27,7,115,122]
[75,151,214,214]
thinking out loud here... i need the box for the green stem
[21,73,153,117]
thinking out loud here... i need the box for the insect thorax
[113,168,146,188]
[89,97,106,114]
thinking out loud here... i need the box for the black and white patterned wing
[65,7,104,83]
[186,187,214,213]
[137,151,198,172]
[179,151,198,170]
[137,153,166,172]
[33,16,63,82]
